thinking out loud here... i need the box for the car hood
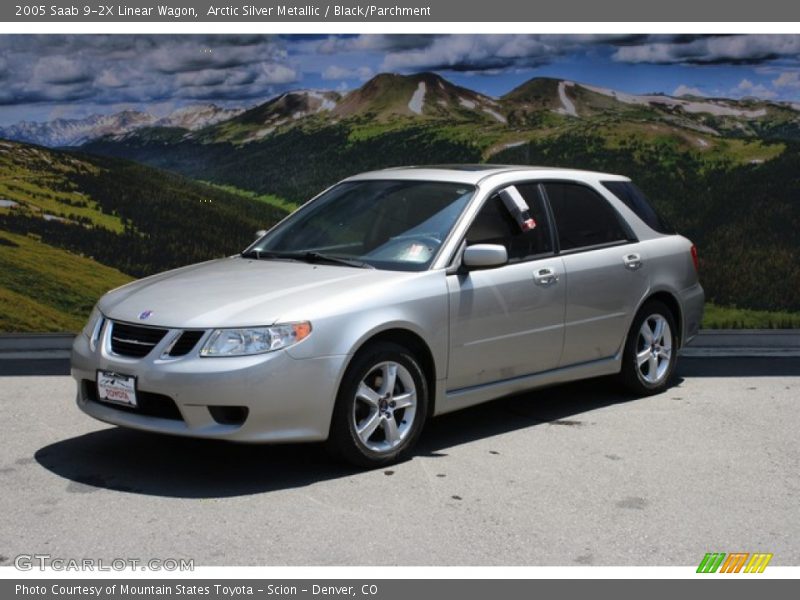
[99,256,405,328]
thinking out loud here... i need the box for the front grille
[167,330,205,357]
[110,321,168,358]
[83,380,183,421]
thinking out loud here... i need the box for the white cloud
[174,67,267,90]
[0,35,297,106]
[148,42,277,74]
[32,56,93,85]
[737,79,755,91]
[773,71,800,89]
[613,35,800,65]
[225,69,258,86]
[322,65,374,81]
[382,35,557,72]
[314,34,646,73]
[315,35,432,56]
[96,70,126,88]
[734,79,777,99]
[176,69,229,88]
[673,85,706,97]
[259,63,297,85]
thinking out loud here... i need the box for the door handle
[534,267,559,286]
[623,253,643,271]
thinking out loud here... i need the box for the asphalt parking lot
[0,357,798,566]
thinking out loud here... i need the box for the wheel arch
[636,290,684,348]
[349,328,438,418]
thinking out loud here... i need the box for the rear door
[446,184,565,391]
[542,182,649,366]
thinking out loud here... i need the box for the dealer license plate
[96,370,137,408]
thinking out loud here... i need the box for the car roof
[343,164,630,186]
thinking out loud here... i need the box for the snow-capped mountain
[212,90,341,142]
[332,72,503,122]
[0,111,156,147]
[0,104,244,147]
[5,73,800,150]
[154,104,245,131]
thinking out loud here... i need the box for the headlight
[82,306,105,351]
[200,322,312,357]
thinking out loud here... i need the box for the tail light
[690,244,699,272]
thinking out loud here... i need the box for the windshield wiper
[240,250,302,261]
[299,252,375,269]
[242,249,373,269]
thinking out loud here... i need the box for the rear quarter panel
[637,235,704,345]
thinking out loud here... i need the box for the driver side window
[465,184,553,263]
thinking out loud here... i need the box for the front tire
[327,342,428,468]
[619,300,678,395]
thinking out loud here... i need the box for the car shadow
[34,375,643,499]
[676,356,800,377]
[32,355,800,498]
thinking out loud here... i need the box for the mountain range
[70,72,792,209]
[1,71,798,329]
[0,104,244,147]
[4,73,800,149]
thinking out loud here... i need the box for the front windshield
[247,180,476,271]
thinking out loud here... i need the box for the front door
[446,186,566,391]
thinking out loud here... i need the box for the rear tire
[619,300,678,395]
[327,342,428,468]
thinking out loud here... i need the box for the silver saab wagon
[72,165,704,467]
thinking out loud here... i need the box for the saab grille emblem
[138,310,153,321]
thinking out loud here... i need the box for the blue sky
[1,34,799,125]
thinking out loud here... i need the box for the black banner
[3,0,800,22]
[4,579,798,600]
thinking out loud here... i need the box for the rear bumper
[678,282,705,347]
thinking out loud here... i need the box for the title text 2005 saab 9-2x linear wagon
[72,165,704,467]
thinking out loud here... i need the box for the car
[71,165,704,467]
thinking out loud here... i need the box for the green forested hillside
[84,121,483,203]
[0,140,288,278]
[0,140,289,331]
[0,230,131,332]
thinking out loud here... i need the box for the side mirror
[255,230,267,239]
[462,244,508,269]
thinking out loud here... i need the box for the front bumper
[71,324,349,443]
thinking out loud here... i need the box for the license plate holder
[96,370,137,408]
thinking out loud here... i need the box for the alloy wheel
[636,314,673,385]
[352,361,417,454]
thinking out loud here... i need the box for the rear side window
[544,183,631,251]
[466,186,553,262]
[601,180,675,234]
